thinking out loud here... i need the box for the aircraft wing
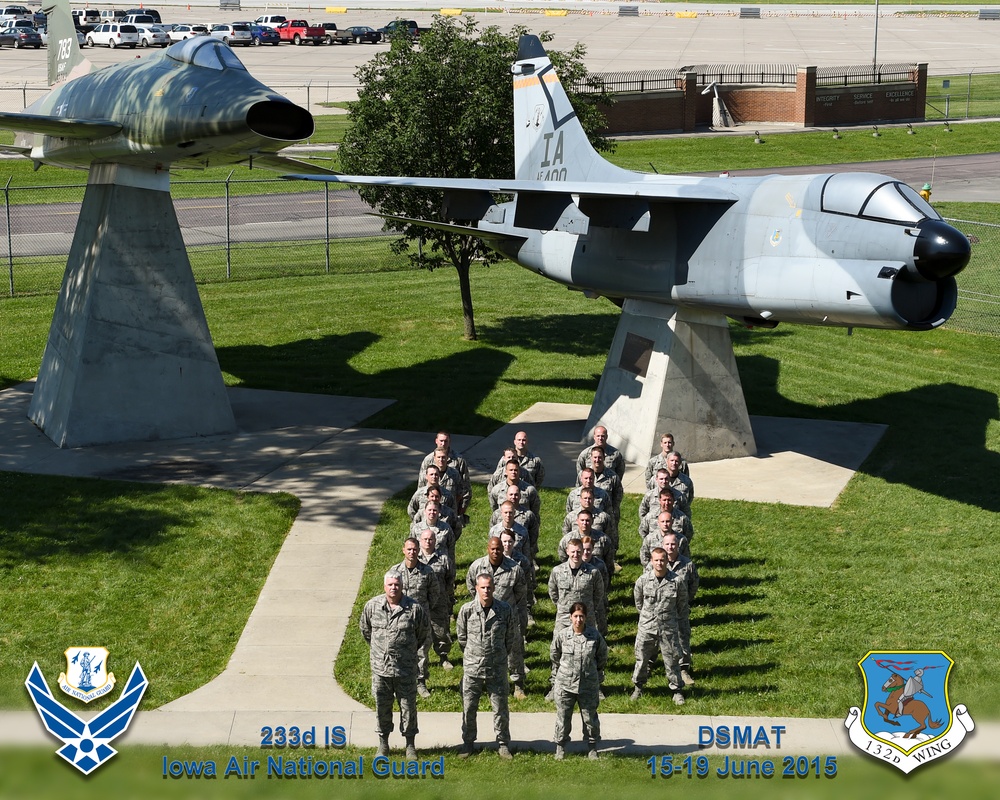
[284,174,738,203]
[0,111,121,140]
[244,153,340,176]
[373,212,529,242]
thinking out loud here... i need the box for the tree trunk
[455,259,477,341]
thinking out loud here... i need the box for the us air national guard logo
[845,651,975,773]
[58,647,116,703]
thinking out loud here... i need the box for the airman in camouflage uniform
[489,460,541,518]
[419,432,471,513]
[410,500,456,562]
[644,432,689,488]
[638,491,693,554]
[391,538,441,697]
[407,467,457,518]
[631,547,685,705]
[547,539,606,698]
[662,452,694,518]
[575,425,625,480]
[587,448,624,522]
[418,528,455,670]
[661,531,699,687]
[639,510,691,565]
[466,538,529,699]
[566,472,613,519]
[551,601,608,760]
[359,570,430,758]
[457,574,517,759]
[490,490,539,559]
[561,487,617,549]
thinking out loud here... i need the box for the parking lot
[1,5,999,111]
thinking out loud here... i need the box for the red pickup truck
[274,19,325,45]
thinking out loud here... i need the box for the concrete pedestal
[28,164,236,448]
[585,299,756,464]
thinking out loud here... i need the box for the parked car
[253,14,286,28]
[248,24,279,46]
[124,7,160,24]
[39,25,88,47]
[121,14,156,26]
[0,5,31,24]
[320,22,351,45]
[210,23,251,47]
[134,24,169,47]
[168,24,208,42]
[1,17,35,31]
[346,25,381,44]
[273,19,325,45]
[86,22,139,48]
[377,19,419,39]
[71,9,99,26]
[0,23,41,48]
[100,10,126,22]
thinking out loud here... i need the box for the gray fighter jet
[291,34,970,332]
[0,0,316,173]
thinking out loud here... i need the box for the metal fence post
[225,170,233,279]
[967,72,972,119]
[325,183,331,274]
[5,178,13,297]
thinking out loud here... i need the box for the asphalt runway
[1,5,999,109]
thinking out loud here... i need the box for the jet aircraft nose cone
[912,218,971,281]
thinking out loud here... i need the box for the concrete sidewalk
[2,382,996,759]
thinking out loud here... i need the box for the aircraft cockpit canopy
[166,37,248,71]
[821,172,940,224]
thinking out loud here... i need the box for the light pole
[872,0,880,82]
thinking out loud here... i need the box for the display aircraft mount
[0,0,330,447]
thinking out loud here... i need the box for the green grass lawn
[5,262,996,718]
[0,473,299,709]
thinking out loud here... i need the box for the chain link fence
[1,178,411,297]
[2,178,997,336]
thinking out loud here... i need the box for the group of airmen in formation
[360,428,699,760]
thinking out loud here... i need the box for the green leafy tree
[340,15,613,340]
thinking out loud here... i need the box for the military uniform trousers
[461,672,511,745]
[554,688,601,745]
[633,626,682,690]
[371,673,418,738]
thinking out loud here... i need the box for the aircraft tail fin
[42,0,92,86]
[513,35,629,184]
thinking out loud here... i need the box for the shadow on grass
[216,333,515,434]
[738,354,1000,512]
[477,313,618,357]
[0,472,186,566]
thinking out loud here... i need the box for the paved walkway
[2,382,996,759]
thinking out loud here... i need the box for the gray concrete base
[586,300,756,466]
[28,164,236,448]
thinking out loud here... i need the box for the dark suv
[377,19,418,39]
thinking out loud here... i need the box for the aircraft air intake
[246,101,314,142]
[909,218,971,282]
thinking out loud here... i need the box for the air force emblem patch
[25,660,148,775]
[59,647,115,703]
[845,650,975,773]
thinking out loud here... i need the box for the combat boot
[513,680,527,700]
[405,736,417,760]
[681,668,695,686]
[376,735,389,758]
[554,744,565,761]
[588,743,599,760]
[498,743,513,760]
[630,685,643,701]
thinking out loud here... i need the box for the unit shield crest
[58,646,115,703]
[845,650,975,773]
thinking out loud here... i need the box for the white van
[72,9,100,25]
